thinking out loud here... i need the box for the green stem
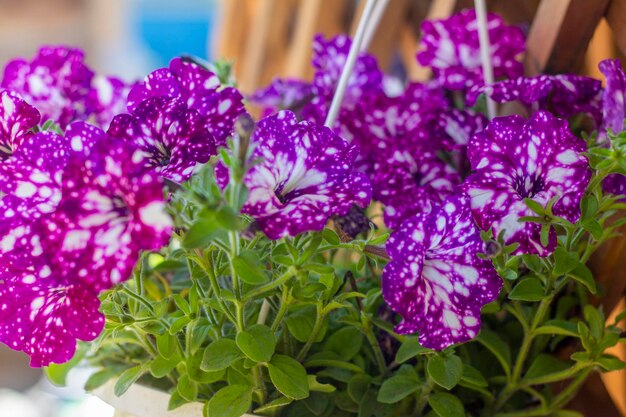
[271,288,290,332]
[296,304,326,361]
[244,267,297,301]
[549,367,594,410]
[361,314,387,377]
[414,376,435,416]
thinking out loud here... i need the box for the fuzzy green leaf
[427,355,462,390]
[236,324,275,363]
[204,384,252,417]
[267,355,310,400]
[201,339,243,371]
[428,392,465,417]
[509,277,545,301]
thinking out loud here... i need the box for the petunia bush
[2,9,626,417]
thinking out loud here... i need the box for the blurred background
[0,0,625,416]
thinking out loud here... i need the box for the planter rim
[93,380,259,417]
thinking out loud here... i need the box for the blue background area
[132,0,216,67]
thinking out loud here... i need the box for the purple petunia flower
[108,96,216,183]
[466,74,603,124]
[238,111,371,239]
[417,9,525,90]
[1,46,94,128]
[0,90,41,162]
[382,195,501,350]
[463,112,590,256]
[88,75,132,130]
[127,57,245,146]
[249,78,314,117]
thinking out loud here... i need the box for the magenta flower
[108,96,216,183]
[382,195,501,350]
[466,74,603,124]
[88,75,132,129]
[0,263,104,367]
[417,9,525,90]
[127,57,244,146]
[0,90,40,162]
[463,112,590,256]
[1,46,94,128]
[239,111,371,239]
[0,125,172,366]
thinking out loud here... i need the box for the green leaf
[524,198,545,215]
[553,411,584,417]
[176,374,198,402]
[156,333,179,359]
[201,339,243,371]
[347,374,371,403]
[553,247,579,276]
[233,250,269,285]
[322,228,340,245]
[325,327,363,361]
[582,218,603,240]
[427,355,462,390]
[596,354,626,371]
[428,392,465,417]
[524,354,571,382]
[377,374,420,404]
[308,375,336,393]
[182,218,221,249]
[535,319,579,337]
[567,264,597,294]
[168,390,189,411]
[84,368,118,391]
[396,337,430,363]
[509,277,544,301]
[114,364,148,396]
[267,355,310,400]
[150,354,181,378]
[286,306,323,343]
[540,224,551,247]
[204,384,252,417]
[236,324,275,362]
[461,364,488,388]
[476,329,511,377]
[253,397,293,414]
[45,345,86,386]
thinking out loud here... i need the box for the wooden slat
[605,0,626,57]
[367,0,410,71]
[525,0,610,75]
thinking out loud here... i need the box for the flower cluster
[2,6,624,368]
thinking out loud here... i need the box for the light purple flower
[88,75,132,129]
[382,195,501,350]
[466,74,603,124]
[249,78,314,117]
[463,112,590,256]
[417,9,525,90]
[127,57,244,146]
[1,46,94,128]
[0,90,40,161]
[108,96,216,183]
[240,111,371,239]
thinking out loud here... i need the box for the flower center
[0,142,13,161]
[514,175,545,198]
[153,143,171,167]
[274,184,288,204]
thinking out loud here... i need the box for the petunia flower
[0,127,172,366]
[466,74,603,124]
[597,59,626,198]
[0,90,41,162]
[382,195,501,350]
[127,57,245,146]
[463,112,591,256]
[108,96,216,183]
[88,75,132,130]
[375,146,460,230]
[417,9,525,90]
[237,110,371,239]
[249,78,314,117]
[0,266,105,367]
[1,46,94,128]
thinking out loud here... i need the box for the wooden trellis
[214,1,626,415]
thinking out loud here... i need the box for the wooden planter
[93,380,260,417]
